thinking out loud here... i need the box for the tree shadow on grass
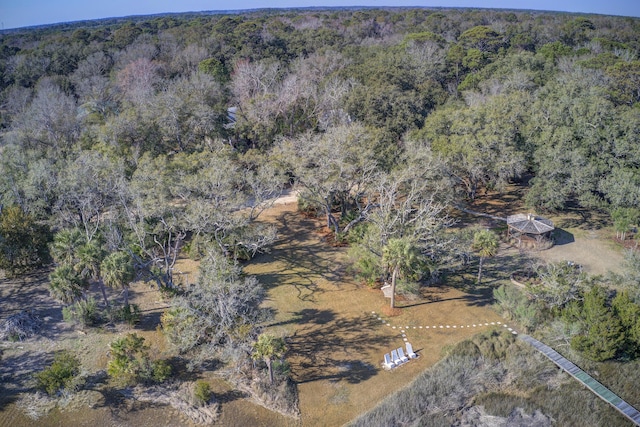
[247,211,349,295]
[0,349,53,410]
[400,284,495,308]
[0,267,59,321]
[266,308,335,329]
[286,310,392,384]
[216,389,247,404]
[554,204,610,230]
[552,229,575,246]
[136,309,163,332]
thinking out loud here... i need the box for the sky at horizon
[1,0,639,30]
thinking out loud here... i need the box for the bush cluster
[35,351,81,396]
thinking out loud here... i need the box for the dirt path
[454,184,627,277]
[533,228,625,276]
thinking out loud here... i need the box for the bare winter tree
[277,123,379,235]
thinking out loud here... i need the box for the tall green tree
[49,264,87,305]
[50,228,85,266]
[612,291,640,355]
[610,207,639,240]
[568,286,625,362]
[101,251,135,307]
[472,229,499,284]
[252,333,287,384]
[382,237,422,308]
[77,240,109,308]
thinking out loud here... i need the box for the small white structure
[405,342,418,359]
[391,349,403,366]
[397,347,409,363]
[381,283,393,298]
[383,353,395,370]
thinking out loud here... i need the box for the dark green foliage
[458,26,503,53]
[111,302,141,325]
[35,351,81,396]
[610,207,639,240]
[566,286,626,361]
[0,206,51,277]
[48,264,87,305]
[107,333,171,387]
[347,243,381,287]
[198,58,229,83]
[612,291,640,356]
[538,41,574,61]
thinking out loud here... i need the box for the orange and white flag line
[369,311,518,342]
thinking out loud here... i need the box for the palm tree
[77,241,109,308]
[101,251,135,307]
[50,228,85,265]
[382,237,421,309]
[472,229,499,284]
[252,333,287,384]
[49,264,86,305]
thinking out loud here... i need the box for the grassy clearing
[245,203,505,426]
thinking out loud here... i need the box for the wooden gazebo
[507,213,554,248]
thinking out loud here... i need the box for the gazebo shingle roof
[506,213,554,235]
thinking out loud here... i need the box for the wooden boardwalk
[519,334,640,426]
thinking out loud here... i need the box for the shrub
[193,380,212,406]
[62,297,101,328]
[397,278,420,299]
[107,333,171,387]
[347,244,381,287]
[35,351,81,396]
[346,222,369,245]
[111,303,141,325]
[151,359,172,383]
[494,285,541,332]
[0,311,42,341]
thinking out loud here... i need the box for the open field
[244,202,504,426]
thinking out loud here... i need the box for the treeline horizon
[4,6,614,34]
[1,6,639,278]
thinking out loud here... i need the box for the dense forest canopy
[0,7,639,276]
[2,9,640,423]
